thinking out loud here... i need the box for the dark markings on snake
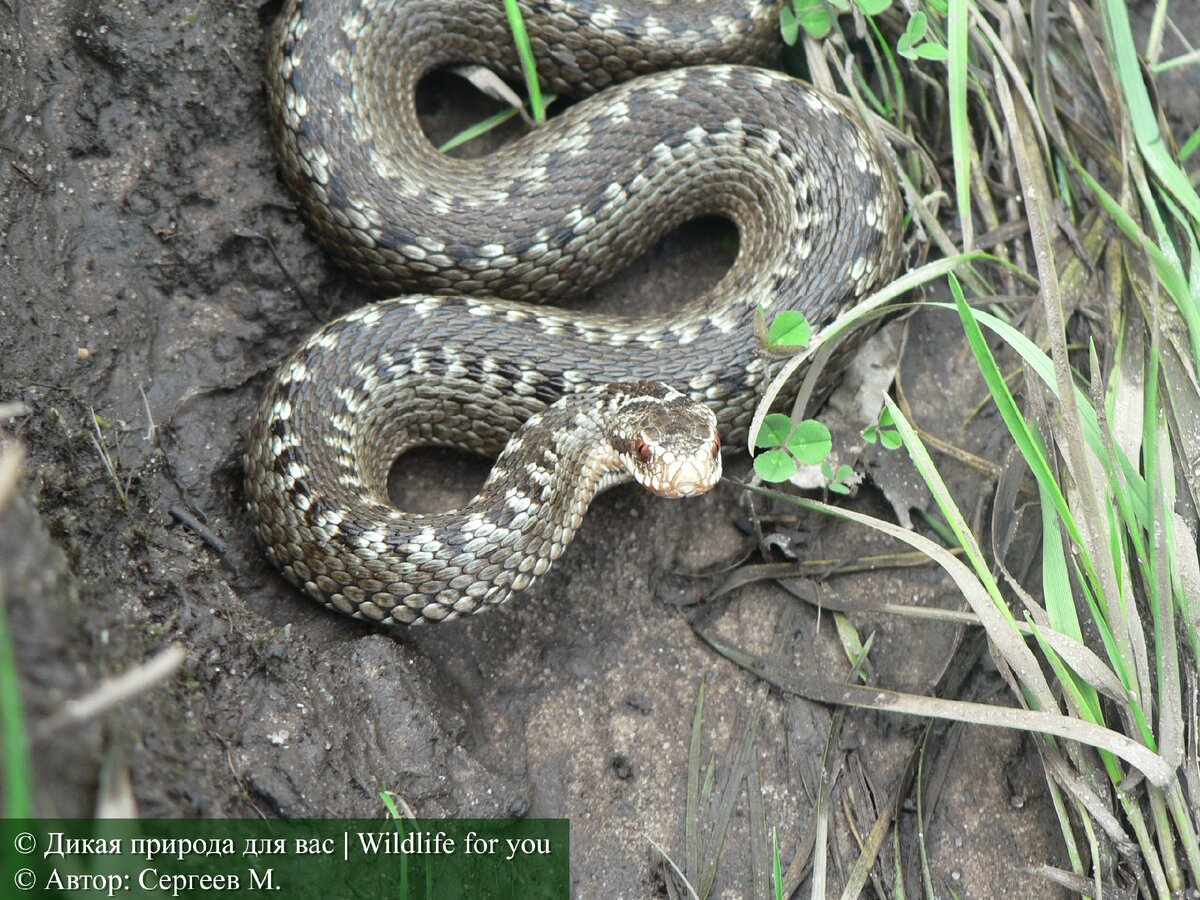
[535,373,568,405]
[245,0,905,625]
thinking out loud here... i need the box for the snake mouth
[638,453,723,499]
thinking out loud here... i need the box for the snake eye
[635,435,653,464]
[710,435,721,457]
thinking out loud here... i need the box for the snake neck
[245,371,714,624]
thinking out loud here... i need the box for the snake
[244,0,904,625]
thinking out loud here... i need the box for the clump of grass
[494,1,1198,892]
[431,1,1195,893]
[733,0,1200,895]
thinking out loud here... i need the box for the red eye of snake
[710,435,721,457]
[635,436,652,464]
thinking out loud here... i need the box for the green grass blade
[438,94,558,153]
[0,445,33,818]
[1039,496,1081,643]
[931,300,1151,523]
[949,286,1159,740]
[948,277,1098,593]
[1073,138,1200,369]
[502,0,547,123]
[1101,0,1200,227]
[947,0,971,249]
[685,679,704,884]
[1026,617,1105,730]
[772,826,783,900]
[1146,374,1184,770]
[0,583,33,818]
[1180,125,1200,162]
[1166,784,1200,886]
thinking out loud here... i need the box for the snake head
[609,382,722,499]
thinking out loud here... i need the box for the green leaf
[865,408,901,448]
[855,0,892,14]
[793,0,834,40]
[767,310,812,348]
[897,14,934,61]
[905,10,929,42]
[785,420,832,464]
[914,41,949,61]
[755,413,794,449]
[754,450,797,483]
[823,461,854,495]
[780,4,800,45]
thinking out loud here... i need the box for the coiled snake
[245,0,904,624]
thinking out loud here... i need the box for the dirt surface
[2,1,1194,897]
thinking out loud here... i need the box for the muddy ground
[1,1,1196,897]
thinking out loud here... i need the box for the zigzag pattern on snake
[244,0,904,625]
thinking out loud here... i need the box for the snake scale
[245,0,904,625]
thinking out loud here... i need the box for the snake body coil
[246,0,904,624]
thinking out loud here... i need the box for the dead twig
[35,644,186,740]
